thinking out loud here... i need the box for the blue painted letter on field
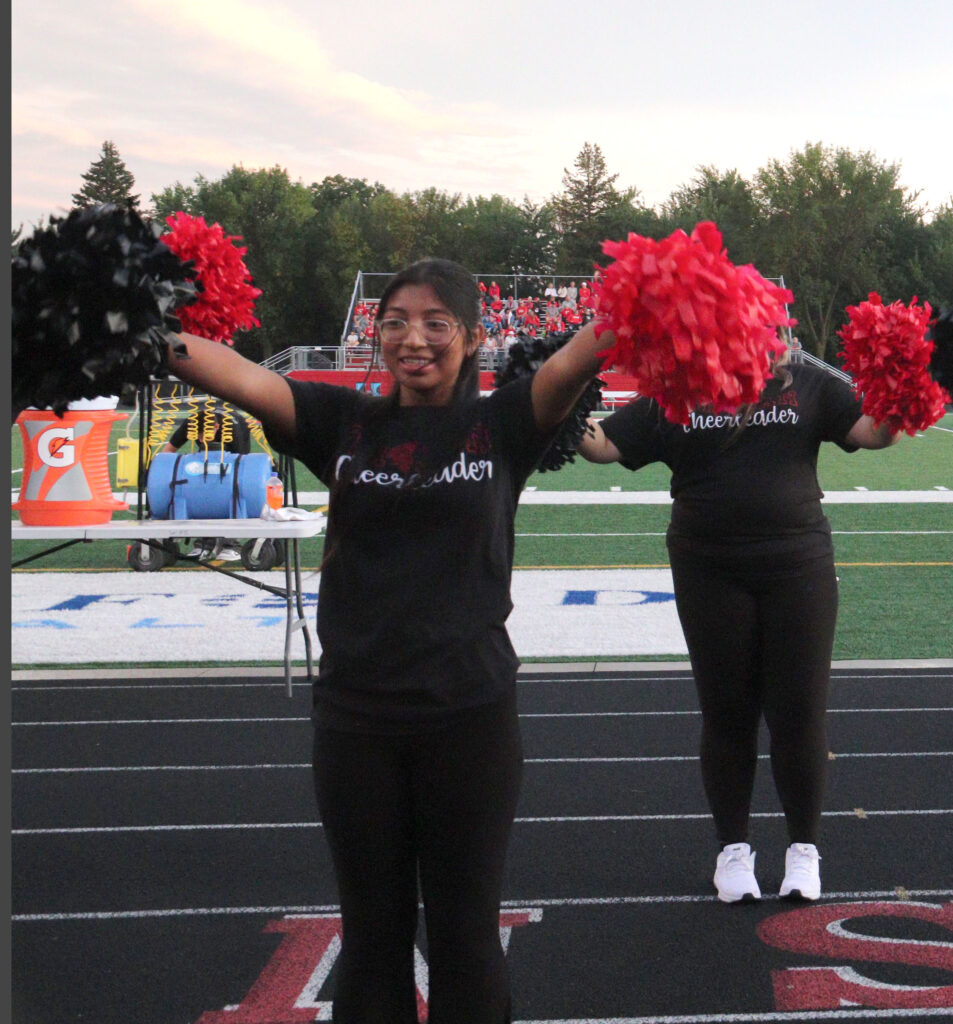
[562,589,675,606]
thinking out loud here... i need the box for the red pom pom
[592,222,793,424]
[837,293,950,435]
[161,212,262,345]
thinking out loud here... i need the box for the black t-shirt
[266,375,553,729]
[168,413,251,454]
[601,362,865,568]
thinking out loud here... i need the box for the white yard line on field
[96,490,945,506]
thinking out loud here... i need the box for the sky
[11,0,953,234]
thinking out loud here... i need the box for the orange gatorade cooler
[14,402,130,526]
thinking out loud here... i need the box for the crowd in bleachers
[476,279,597,355]
[343,279,598,369]
[345,299,379,347]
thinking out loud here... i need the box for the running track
[11,663,953,1023]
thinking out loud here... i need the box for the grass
[526,413,953,491]
[11,411,953,663]
[834,565,952,660]
[513,504,953,568]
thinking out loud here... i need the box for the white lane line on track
[8,678,700,691]
[13,889,953,922]
[12,708,953,726]
[511,1011,953,1022]
[11,671,951,692]
[13,716,312,726]
[519,707,953,717]
[9,675,691,690]
[13,808,953,835]
[13,751,953,774]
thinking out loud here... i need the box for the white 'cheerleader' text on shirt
[334,451,494,489]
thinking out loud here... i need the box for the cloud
[123,0,481,137]
[11,88,104,149]
[11,0,953,230]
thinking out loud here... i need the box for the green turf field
[11,412,953,662]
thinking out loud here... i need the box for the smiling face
[379,283,483,407]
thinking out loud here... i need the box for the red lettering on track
[194,909,542,1024]
[758,900,953,1010]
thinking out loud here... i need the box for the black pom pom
[11,204,197,419]
[496,331,604,471]
[928,304,953,394]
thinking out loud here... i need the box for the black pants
[670,555,838,847]
[312,690,523,1024]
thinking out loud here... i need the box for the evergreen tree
[552,142,647,273]
[72,141,140,211]
[553,143,620,227]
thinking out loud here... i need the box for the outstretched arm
[577,418,623,463]
[531,321,614,433]
[845,415,902,450]
[166,333,297,441]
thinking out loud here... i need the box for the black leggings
[312,689,523,1024]
[670,555,838,847]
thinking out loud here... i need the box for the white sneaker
[714,842,761,903]
[780,843,821,900]
[216,547,242,562]
[186,539,221,560]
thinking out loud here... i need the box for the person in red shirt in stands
[577,281,592,310]
[515,305,528,328]
[488,280,501,302]
[563,307,583,330]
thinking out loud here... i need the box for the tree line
[22,140,953,365]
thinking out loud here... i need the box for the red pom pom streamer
[160,212,262,345]
[837,293,950,435]
[592,222,793,424]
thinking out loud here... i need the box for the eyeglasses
[377,317,461,349]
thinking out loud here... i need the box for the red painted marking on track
[194,910,542,1023]
[194,916,341,1023]
[759,900,953,1010]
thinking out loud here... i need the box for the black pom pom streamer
[11,204,197,419]
[928,304,953,395]
[496,331,604,471]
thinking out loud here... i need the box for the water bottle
[265,471,284,511]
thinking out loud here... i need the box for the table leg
[282,538,315,698]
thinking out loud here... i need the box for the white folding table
[11,517,325,695]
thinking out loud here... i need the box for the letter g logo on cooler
[38,427,75,467]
